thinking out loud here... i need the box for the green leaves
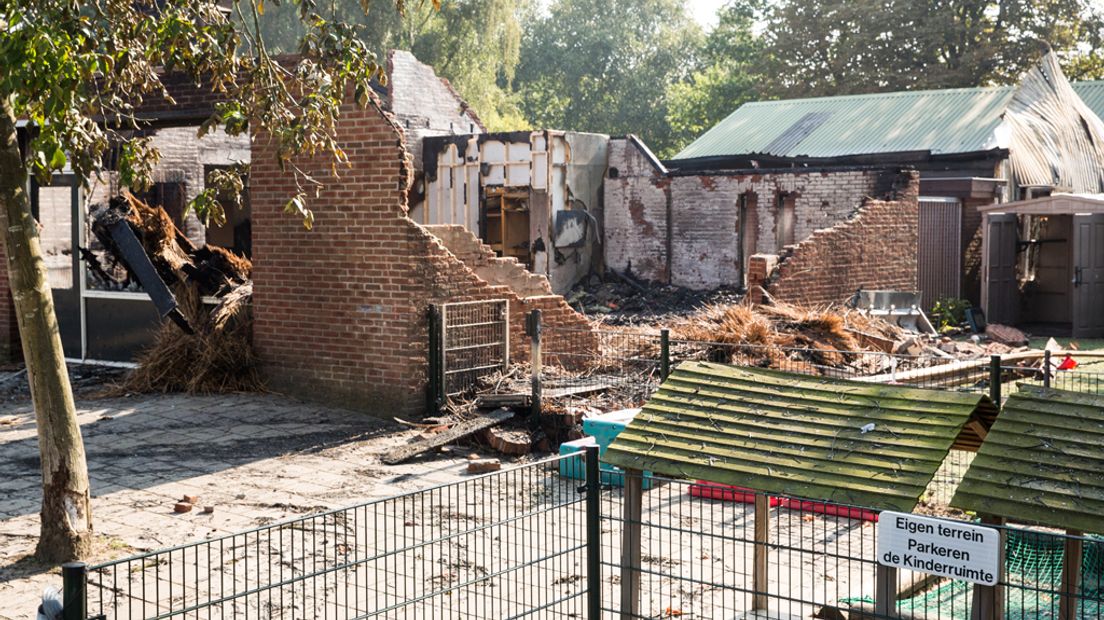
[283,193,314,230]
[48,146,66,170]
[759,0,1104,98]
[515,0,703,156]
[2,0,403,231]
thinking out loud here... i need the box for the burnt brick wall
[604,138,897,290]
[251,93,591,417]
[604,139,670,282]
[750,171,921,307]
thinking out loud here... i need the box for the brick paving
[0,393,479,619]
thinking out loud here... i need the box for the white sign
[877,511,1001,585]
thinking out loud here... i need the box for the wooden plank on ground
[382,408,515,465]
[544,383,613,399]
[476,393,531,409]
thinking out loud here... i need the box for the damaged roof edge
[626,134,668,175]
[662,162,918,179]
[663,148,1009,174]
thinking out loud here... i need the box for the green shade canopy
[603,362,997,512]
[951,386,1104,534]
[671,80,1104,162]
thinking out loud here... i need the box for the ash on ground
[0,363,128,404]
[567,274,743,326]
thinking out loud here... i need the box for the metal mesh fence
[600,470,1104,620]
[83,456,586,619]
[539,325,1104,411]
[77,454,1104,620]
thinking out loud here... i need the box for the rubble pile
[567,273,743,326]
[87,192,263,394]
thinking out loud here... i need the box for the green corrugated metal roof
[951,386,1104,534]
[603,362,997,511]
[1073,80,1104,121]
[672,80,1104,161]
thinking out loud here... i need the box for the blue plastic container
[558,435,653,489]
[581,408,640,455]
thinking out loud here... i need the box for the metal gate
[428,300,510,408]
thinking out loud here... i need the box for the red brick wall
[0,241,18,362]
[251,94,592,417]
[748,171,920,307]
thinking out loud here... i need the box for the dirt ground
[0,389,524,619]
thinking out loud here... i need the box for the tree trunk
[0,99,92,562]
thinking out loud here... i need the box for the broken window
[82,181,186,292]
[37,184,74,290]
[776,192,795,252]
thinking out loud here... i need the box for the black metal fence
[69,451,1104,620]
[537,323,1104,409]
[601,469,1104,620]
[75,456,590,619]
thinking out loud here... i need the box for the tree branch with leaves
[0,0,411,562]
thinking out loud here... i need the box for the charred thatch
[86,192,263,394]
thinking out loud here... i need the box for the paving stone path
[0,393,477,619]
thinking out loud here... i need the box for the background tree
[513,0,703,157]
[665,0,766,153]
[0,0,398,562]
[760,0,1104,98]
[259,0,528,129]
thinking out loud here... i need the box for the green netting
[846,531,1104,620]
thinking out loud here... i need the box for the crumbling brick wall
[603,137,901,290]
[251,92,591,417]
[748,171,920,306]
[604,138,670,282]
[385,50,484,171]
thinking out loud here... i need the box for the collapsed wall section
[250,93,592,417]
[748,171,920,306]
[603,137,899,290]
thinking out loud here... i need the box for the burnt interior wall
[750,171,921,306]
[603,137,901,290]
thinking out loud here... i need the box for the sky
[688,0,729,28]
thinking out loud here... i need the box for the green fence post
[1044,350,1052,389]
[660,329,671,381]
[62,561,87,620]
[585,445,602,619]
[989,355,1002,405]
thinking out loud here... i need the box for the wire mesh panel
[440,300,510,396]
[597,473,882,620]
[600,471,1104,620]
[84,457,588,619]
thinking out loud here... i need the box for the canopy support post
[1060,530,1083,620]
[620,469,643,619]
[970,516,1005,620]
[753,493,771,611]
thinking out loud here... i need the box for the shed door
[1073,214,1104,338]
[985,214,1019,326]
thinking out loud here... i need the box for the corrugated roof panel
[951,386,1104,533]
[674,86,1017,160]
[603,362,997,511]
[1073,80,1104,121]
